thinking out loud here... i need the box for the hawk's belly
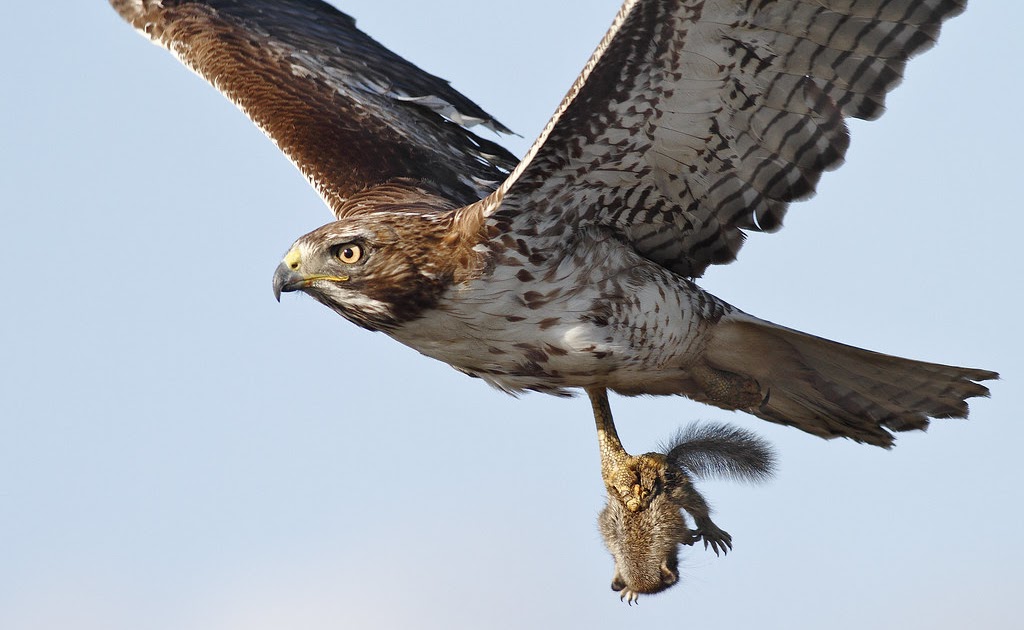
[388,238,732,396]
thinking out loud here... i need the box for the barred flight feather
[488,0,967,278]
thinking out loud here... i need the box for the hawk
[109,0,995,485]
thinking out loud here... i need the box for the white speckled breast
[389,227,733,395]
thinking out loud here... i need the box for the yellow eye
[335,243,362,264]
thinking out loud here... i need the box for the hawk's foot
[607,452,669,513]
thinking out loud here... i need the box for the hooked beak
[272,248,350,302]
[272,261,304,302]
[273,246,306,302]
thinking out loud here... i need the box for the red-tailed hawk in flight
[109,0,993,503]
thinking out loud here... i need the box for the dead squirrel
[596,422,776,603]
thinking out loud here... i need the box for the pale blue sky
[2,2,1021,629]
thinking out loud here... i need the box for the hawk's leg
[587,387,664,512]
[590,397,773,601]
[587,387,734,549]
[590,387,695,603]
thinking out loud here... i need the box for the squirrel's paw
[697,523,733,557]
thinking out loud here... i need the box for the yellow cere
[284,247,303,270]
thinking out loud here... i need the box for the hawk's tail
[696,314,997,448]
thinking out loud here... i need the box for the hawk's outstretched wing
[110,0,517,215]
[487,0,965,277]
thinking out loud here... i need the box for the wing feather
[109,0,517,215]
[485,0,966,277]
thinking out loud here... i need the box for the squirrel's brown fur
[592,411,776,604]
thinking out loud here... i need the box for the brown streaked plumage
[109,0,516,215]
[110,0,996,595]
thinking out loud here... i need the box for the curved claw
[700,526,733,556]
[620,589,640,605]
[703,538,728,556]
[707,538,722,556]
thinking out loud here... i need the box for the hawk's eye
[333,243,363,264]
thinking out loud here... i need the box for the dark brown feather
[109,0,517,215]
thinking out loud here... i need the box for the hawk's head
[273,210,477,332]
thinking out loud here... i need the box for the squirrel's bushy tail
[664,422,776,483]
